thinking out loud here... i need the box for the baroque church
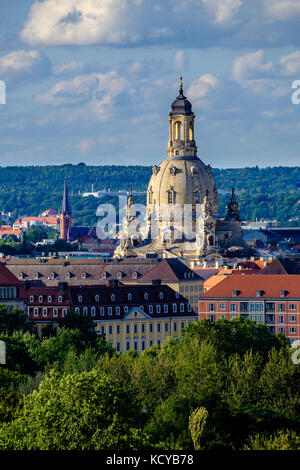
[116,78,246,263]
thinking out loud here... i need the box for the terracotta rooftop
[140,258,203,282]
[200,274,300,299]
[0,263,22,286]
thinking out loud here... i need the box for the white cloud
[173,50,188,73]
[0,50,51,82]
[279,51,300,77]
[186,74,218,106]
[202,0,242,25]
[231,50,274,81]
[76,139,95,154]
[262,0,300,21]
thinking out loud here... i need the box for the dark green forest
[0,164,299,226]
[0,307,299,450]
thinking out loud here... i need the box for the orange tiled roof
[201,274,300,298]
[21,216,59,224]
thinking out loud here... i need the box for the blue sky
[1,0,300,168]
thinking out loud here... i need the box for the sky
[0,0,300,169]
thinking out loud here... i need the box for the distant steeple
[60,177,72,240]
[61,177,72,215]
[225,188,241,221]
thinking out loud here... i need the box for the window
[230,303,237,312]
[208,303,215,312]
[91,307,96,316]
[144,293,148,300]
[83,307,88,315]
[58,296,63,303]
[165,323,168,332]
[117,272,122,279]
[149,305,153,314]
[102,272,107,279]
[141,338,146,351]
[157,323,161,332]
[128,293,132,301]
[126,325,130,334]
[230,314,237,319]
[34,272,39,280]
[175,291,180,298]
[81,272,87,279]
[278,304,285,312]
[117,342,120,352]
[168,190,174,204]
[173,322,177,332]
[124,306,128,313]
[209,314,215,322]
[53,308,58,317]
[109,325,113,335]
[164,304,168,313]
[149,323,153,333]
[78,295,82,303]
[116,306,120,315]
[117,325,120,334]
[75,307,80,313]
[156,305,161,314]
[101,326,105,335]
[100,307,105,316]
[134,324,138,334]
[126,339,130,351]
[180,303,185,313]
[142,324,145,333]
[150,340,153,347]
[289,315,296,322]
[289,327,296,334]
[289,304,296,311]
[181,322,185,329]
[108,307,112,316]
[219,303,226,310]
[159,292,163,299]
[172,303,177,313]
[188,303,192,312]
[278,327,285,333]
[95,295,99,302]
[43,308,48,317]
[111,294,115,301]
[62,308,68,317]
[278,315,285,324]
[29,295,34,302]
[48,296,52,302]
[39,295,43,302]
[134,338,138,351]
[34,307,38,317]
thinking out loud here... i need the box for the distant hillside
[0,164,299,226]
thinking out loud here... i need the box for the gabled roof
[140,258,203,282]
[258,258,300,275]
[200,274,300,299]
[0,263,22,286]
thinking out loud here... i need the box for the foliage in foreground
[0,316,299,450]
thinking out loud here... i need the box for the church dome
[147,156,218,211]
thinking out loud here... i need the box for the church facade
[116,79,246,263]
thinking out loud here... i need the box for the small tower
[225,188,241,221]
[167,77,197,158]
[60,178,72,241]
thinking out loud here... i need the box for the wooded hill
[0,164,299,226]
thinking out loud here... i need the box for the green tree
[189,407,208,450]
[0,306,31,335]
[0,370,147,450]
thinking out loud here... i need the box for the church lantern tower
[60,178,72,241]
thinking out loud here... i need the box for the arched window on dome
[174,121,182,140]
[168,190,175,204]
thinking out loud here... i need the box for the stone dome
[170,90,192,116]
[147,156,218,212]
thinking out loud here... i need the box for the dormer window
[256,290,264,297]
[81,272,87,279]
[78,295,82,303]
[232,290,240,297]
[39,295,43,302]
[111,294,115,301]
[117,272,122,280]
[102,271,107,280]
[29,295,34,302]
[128,293,132,301]
[95,294,99,302]
[18,272,24,280]
[66,272,71,279]
[159,292,163,300]
[144,292,148,300]
[48,296,52,302]
[132,271,138,279]
[34,272,40,280]
[280,290,288,298]
[58,295,63,303]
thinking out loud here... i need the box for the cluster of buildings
[0,79,299,350]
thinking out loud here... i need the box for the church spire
[60,177,72,240]
[225,187,241,221]
[61,177,72,215]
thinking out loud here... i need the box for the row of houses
[1,256,300,349]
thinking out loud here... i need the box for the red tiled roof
[200,274,300,299]
[140,258,203,282]
[0,263,22,286]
